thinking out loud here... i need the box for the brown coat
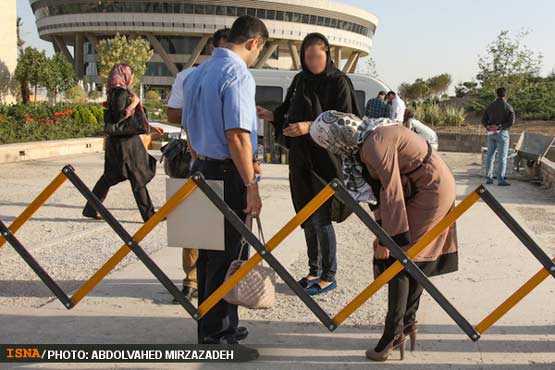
[360,125,458,266]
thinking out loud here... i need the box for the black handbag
[104,91,150,137]
[160,139,192,178]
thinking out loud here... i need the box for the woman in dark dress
[257,33,361,295]
[82,64,162,222]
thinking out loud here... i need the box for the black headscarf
[287,33,360,123]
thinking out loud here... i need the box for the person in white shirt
[166,28,231,125]
[165,28,230,302]
[403,109,439,150]
[386,91,406,123]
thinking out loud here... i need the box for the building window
[205,5,216,14]
[194,4,205,14]
[216,6,226,15]
[255,86,284,111]
[146,62,172,77]
[256,9,266,19]
[159,36,202,54]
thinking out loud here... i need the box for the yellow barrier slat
[0,172,67,249]
[70,179,198,305]
[197,185,336,317]
[332,189,482,326]
[475,257,555,334]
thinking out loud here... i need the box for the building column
[85,33,100,54]
[53,35,74,66]
[288,41,301,70]
[74,33,85,79]
[185,35,210,69]
[145,33,179,77]
[349,52,360,73]
[342,51,360,73]
[254,41,279,69]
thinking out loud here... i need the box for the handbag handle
[238,216,265,259]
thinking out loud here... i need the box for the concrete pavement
[0,152,554,369]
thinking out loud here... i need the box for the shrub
[88,90,101,100]
[442,105,466,126]
[144,90,161,104]
[65,85,87,103]
[414,103,443,126]
[413,103,466,126]
[0,102,104,144]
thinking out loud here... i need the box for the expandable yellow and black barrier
[1,165,554,342]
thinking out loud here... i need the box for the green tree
[97,34,153,86]
[15,48,48,105]
[0,61,13,103]
[477,30,542,95]
[44,53,76,103]
[399,79,431,102]
[357,56,378,78]
[427,73,452,98]
[15,17,30,103]
[455,81,479,98]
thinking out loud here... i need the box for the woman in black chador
[257,33,360,295]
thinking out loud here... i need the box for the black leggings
[376,269,424,351]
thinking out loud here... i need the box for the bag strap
[254,216,265,245]
[238,216,266,260]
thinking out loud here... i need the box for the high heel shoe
[404,323,418,352]
[365,333,406,362]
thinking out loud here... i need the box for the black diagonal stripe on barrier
[477,187,555,280]
[190,172,337,331]
[61,165,199,319]
[330,181,481,341]
[0,220,74,309]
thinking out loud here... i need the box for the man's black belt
[196,155,232,163]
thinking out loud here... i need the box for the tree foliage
[477,30,542,95]
[44,53,76,102]
[14,47,48,104]
[398,74,451,102]
[455,81,479,98]
[97,34,153,85]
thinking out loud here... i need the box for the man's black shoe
[234,327,249,341]
[235,344,259,361]
[172,286,198,304]
[200,335,259,360]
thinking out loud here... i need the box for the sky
[17,0,555,92]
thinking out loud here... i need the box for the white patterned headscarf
[310,110,398,203]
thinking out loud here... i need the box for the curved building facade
[30,0,378,92]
